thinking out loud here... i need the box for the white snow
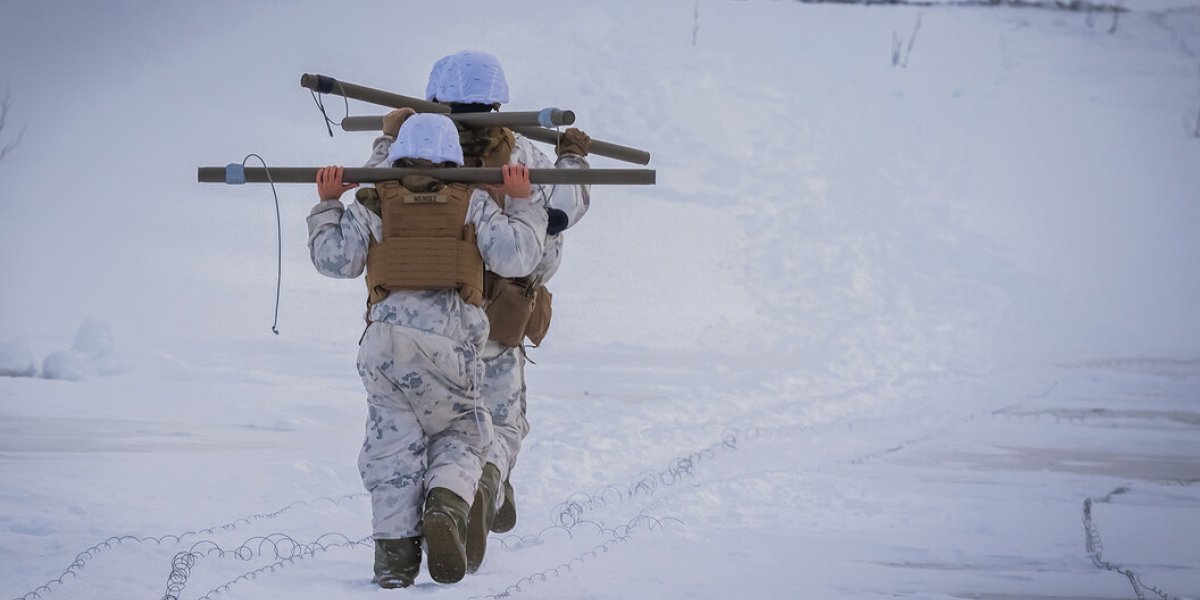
[39,350,87,382]
[29,319,126,381]
[1,1,1199,599]
[0,340,36,378]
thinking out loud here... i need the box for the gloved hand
[382,108,416,138]
[556,128,591,158]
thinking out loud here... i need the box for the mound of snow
[71,318,124,376]
[41,350,86,381]
[39,319,126,381]
[0,340,38,377]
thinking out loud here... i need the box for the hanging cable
[308,83,350,137]
[241,154,282,335]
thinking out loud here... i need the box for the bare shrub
[892,13,923,68]
[0,90,24,162]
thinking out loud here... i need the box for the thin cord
[309,90,332,137]
[308,83,350,137]
[242,154,282,335]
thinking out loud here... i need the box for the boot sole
[424,511,467,583]
[466,489,488,573]
[372,575,412,589]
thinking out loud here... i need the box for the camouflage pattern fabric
[356,321,492,539]
[473,140,589,490]
[306,157,546,540]
[479,341,529,483]
[361,131,591,507]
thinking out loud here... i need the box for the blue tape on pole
[538,107,560,128]
[225,163,246,185]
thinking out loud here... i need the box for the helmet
[386,114,464,166]
[425,50,509,105]
[424,55,452,102]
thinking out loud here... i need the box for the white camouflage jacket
[306,171,547,346]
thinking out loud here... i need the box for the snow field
[2,1,1200,599]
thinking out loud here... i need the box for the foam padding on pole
[225,163,246,185]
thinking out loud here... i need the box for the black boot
[372,537,421,589]
[423,487,470,584]
[466,463,502,573]
[491,478,517,533]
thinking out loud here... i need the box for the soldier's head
[425,51,509,114]
[386,114,464,168]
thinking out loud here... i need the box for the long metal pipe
[341,118,648,165]
[198,166,656,186]
[300,73,448,113]
[511,127,651,166]
[341,108,575,132]
[301,73,652,165]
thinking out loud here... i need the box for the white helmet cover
[424,55,451,102]
[386,113,465,166]
[427,50,510,105]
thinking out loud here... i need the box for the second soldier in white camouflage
[424,51,593,573]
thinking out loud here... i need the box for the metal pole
[301,73,653,165]
[341,109,575,132]
[513,127,652,166]
[300,73,448,113]
[198,166,656,186]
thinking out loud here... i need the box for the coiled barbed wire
[160,532,372,600]
[29,425,753,600]
[1083,485,1179,600]
[466,513,682,600]
[633,415,978,521]
[16,406,989,600]
[461,427,762,598]
[549,427,757,528]
[18,394,1014,599]
[847,432,938,466]
[547,414,969,531]
[180,513,677,600]
[13,492,368,600]
[196,532,371,600]
[493,513,683,554]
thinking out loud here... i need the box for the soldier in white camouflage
[308,113,547,588]
[414,50,593,573]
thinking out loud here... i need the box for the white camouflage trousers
[356,322,492,539]
[480,341,530,486]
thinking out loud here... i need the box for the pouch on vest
[524,285,552,347]
[484,274,536,348]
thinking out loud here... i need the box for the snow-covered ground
[1,1,1199,598]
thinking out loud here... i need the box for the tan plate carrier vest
[364,180,485,309]
[469,127,554,348]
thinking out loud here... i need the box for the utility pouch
[484,274,536,347]
[524,286,553,347]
